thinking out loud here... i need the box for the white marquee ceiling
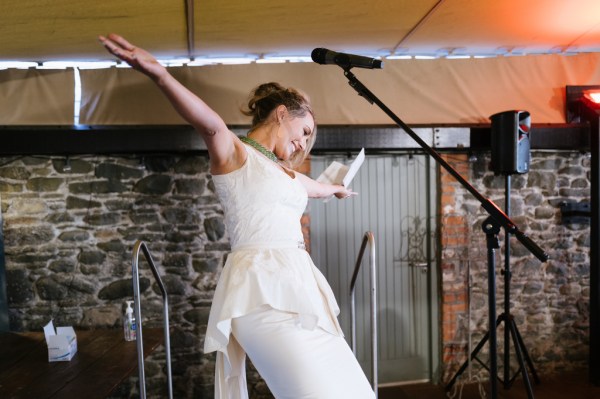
[1,0,600,63]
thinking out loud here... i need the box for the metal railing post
[131,240,173,399]
[349,231,377,397]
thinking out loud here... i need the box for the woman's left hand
[334,186,358,199]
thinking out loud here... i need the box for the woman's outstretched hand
[334,186,358,200]
[99,34,166,80]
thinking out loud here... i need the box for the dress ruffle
[205,247,342,355]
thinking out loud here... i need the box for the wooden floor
[378,371,600,399]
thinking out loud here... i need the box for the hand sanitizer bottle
[123,300,136,341]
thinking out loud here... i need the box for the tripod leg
[446,331,491,391]
[504,319,510,389]
[508,320,535,399]
[446,315,504,391]
[513,320,541,384]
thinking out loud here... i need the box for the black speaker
[490,110,531,174]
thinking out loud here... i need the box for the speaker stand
[446,174,540,398]
[499,174,540,393]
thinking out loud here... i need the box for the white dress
[204,144,373,398]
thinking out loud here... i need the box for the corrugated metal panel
[309,152,438,383]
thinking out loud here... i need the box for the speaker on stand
[490,110,531,175]
[491,110,540,397]
[446,110,540,398]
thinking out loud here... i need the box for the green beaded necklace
[240,136,279,163]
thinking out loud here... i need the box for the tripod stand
[446,174,540,399]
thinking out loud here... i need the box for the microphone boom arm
[342,68,548,262]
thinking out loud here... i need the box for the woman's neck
[247,124,277,152]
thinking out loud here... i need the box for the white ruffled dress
[204,144,343,398]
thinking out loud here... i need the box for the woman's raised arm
[99,33,245,174]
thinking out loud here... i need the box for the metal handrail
[349,231,377,396]
[131,240,173,399]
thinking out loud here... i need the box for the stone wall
[440,151,591,385]
[1,154,231,398]
[1,149,592,396]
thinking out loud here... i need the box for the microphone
[311,48,383,69]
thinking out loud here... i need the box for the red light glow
[584,90,600,104]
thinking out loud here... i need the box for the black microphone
[311,48,383,69]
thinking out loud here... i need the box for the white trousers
[231,307,376,399]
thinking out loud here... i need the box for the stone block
[95,163,145,180]
[134,175,172,195]
[97,239,127,253]
[69,180,128,194]
[203,216,225,241]
[0,181,23,192]
[143,156,177,172]
[0,166,30,179]
[5,225,55,246]
[26,177,63,191]
[58,230,90,242]
[84,212,121,226]
[174,157,208,174]
[52,159,94,174]
[80,305,121,328]
[49,259,76,273]
[162,207,199,225]
[36,276,69,300]
[98,277,151,300]
[66,195,102,209]
[193,257,220,273]
[46,212,75,223]
[175,178,205,195]
[6,269,35,303]
[78,250,107,265]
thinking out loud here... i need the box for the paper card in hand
[316,148,365,202]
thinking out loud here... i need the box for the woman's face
[275,110,315,161]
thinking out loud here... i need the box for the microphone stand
[338,67,549,399]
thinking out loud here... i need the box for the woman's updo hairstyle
[242,82,316,168]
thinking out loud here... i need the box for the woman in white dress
[100,33,375,399]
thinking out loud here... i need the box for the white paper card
[316,161,348,185]
[316,148,365,202]
[342,148,365,187]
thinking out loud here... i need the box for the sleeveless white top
[204,144,342,398]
